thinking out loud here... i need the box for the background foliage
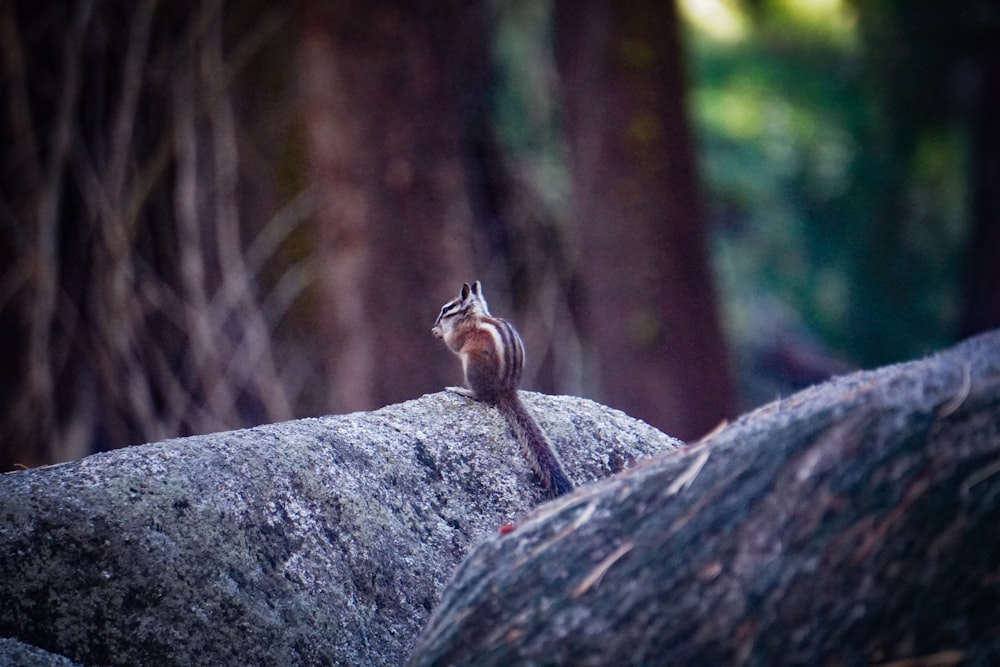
[1,0,994,467]
[684,0,981,392]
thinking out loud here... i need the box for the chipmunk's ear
[460,283,471,300]
[471,280,483,298]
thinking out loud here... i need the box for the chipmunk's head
[432,280,490,338]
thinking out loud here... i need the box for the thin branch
[172,40,235,424]
[245,188,317,273]
[202,6,293,421]
[261,258,318,326]
[0,4,42,186]
[107,0,159,202]
[23,2,93,459]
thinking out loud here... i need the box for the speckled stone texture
[0,392,679,666]
[410,331,1000,666]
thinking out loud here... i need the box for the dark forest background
[1,0,997,470]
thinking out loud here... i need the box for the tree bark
[411,330,1000,666]
[960,6,1000,337]
[554,0,737,440]
[298,0,481,413]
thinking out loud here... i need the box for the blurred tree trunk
[960,5,1000,337]
[554,0,736,439]
[0,0,496,469]
[298,1,480,413]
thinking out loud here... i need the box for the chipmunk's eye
[438,299,463,320]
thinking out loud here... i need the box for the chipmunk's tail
[496,392,574,497]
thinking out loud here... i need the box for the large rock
[0,392,679,666]
[0,638,82,667]
[410,331,1000,666]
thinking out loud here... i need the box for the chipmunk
[432,281,574,497]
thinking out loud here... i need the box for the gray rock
[0,392,679,666]
[410,331,1000,666]
[0,638,83,666]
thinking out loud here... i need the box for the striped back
[485,316,525,389]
